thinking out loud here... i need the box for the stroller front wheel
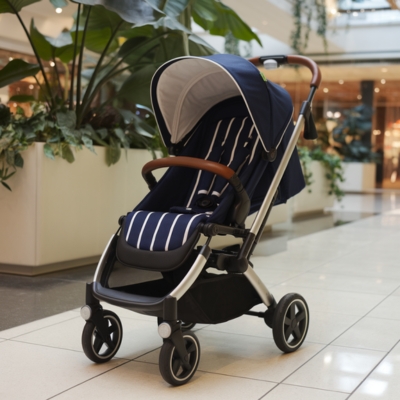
[272,293,309,353]
[82,310,123,363]
[159,332,200,386]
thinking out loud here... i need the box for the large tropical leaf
[0,59,40,88]
[71,0,154,24]
[117,64,160,108]
[0,0,40,14]
[71,27,119,54]
[193,0,261,45]
[162,0,190,17]
[30,20,53,61]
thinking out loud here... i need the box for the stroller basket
[80,54,321,386]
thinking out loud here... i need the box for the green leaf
[117,64,160,108]
[50,0,68,8]
[0,59,40,88]
[71,0,154,24]
[57,110,76,129]
[71,27,119,54]
[81,133,96,153]
[43,143,55,160]
[61,143,75,163]
[162,0,190,17]
[9,95,35,103]
[105,137,120,165]
[30,19,53,61]
[14,152,24,168]
[1,181,12,191]
[0,0,40,14]
[192,0,218,22]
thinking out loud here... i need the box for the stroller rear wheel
[272,293,309,353]
[82,310,123,363]
[159,331,200,386]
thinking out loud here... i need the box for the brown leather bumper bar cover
[142,156,236,186]
[248,55,322,89]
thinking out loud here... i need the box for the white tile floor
[1,193,400,399]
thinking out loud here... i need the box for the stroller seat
[118,97,261,269]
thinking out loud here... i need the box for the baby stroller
[80,54,321,386]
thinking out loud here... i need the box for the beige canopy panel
[155,58,242,144]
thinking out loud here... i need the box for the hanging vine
[290,0,327,54]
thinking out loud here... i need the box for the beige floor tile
[0,311,79,340]
[14,314,163,360]
[52,361,277,399]
[368,296,400,320]
[271,285,385,317]
[285,345,386,393]
[349,342,400,399]
[282,272,400,295]
[263,384,348,399]
[0,340,126,400]
[203,310,359,346]
[332,317,400,351]
[138,329,324,382]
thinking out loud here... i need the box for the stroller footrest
[92,282,165,313]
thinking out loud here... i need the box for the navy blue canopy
[139,54,305,217]
[151,54,294,154]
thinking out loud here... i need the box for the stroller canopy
[151,54,294,153]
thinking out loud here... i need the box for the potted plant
[332,104,377,192]
[0,0,261,274]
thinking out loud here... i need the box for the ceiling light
[339,80,344,85]
[29,84,34,90]
[327,111,333,118]
[373,130,381,136]
[50,61,55,67]
[375,88,380,93]
[55,7,62,14]
[381,79,386,84]
[8,57,13,61]
[334,112,341,118]
[323,88,329,93]
[381,68,388,73]
[357,94,362,100]
[352,12,358,16]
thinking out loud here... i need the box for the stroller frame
[80,55,321,386]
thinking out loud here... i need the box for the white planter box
[0,144,155,275]
[340,162,376,192]
[292,161,335,217]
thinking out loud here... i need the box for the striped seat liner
[124,113,258,252]
[124,211,209,251]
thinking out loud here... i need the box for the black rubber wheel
[272,293,309,353]
[82,310,123,363]
[181,322,197,331]
[159,332,200,386]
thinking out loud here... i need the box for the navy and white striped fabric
[124,110,258,252]
[124,211,209,251]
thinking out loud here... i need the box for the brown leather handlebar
[249,55,322,88]
[287,55,321,88]
[142,156,236,188]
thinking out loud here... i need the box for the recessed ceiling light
[357,94,362,100]
[55,7,62,14]
[381,68,388,73]
[339,80,344,85]
[381,79,386,84]
[323,88,329,93]
[375,88,380,93]
[8,57,13,61]
[50,61,55,67]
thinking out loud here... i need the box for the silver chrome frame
[250,115,305,237]
[94,234,115,283]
